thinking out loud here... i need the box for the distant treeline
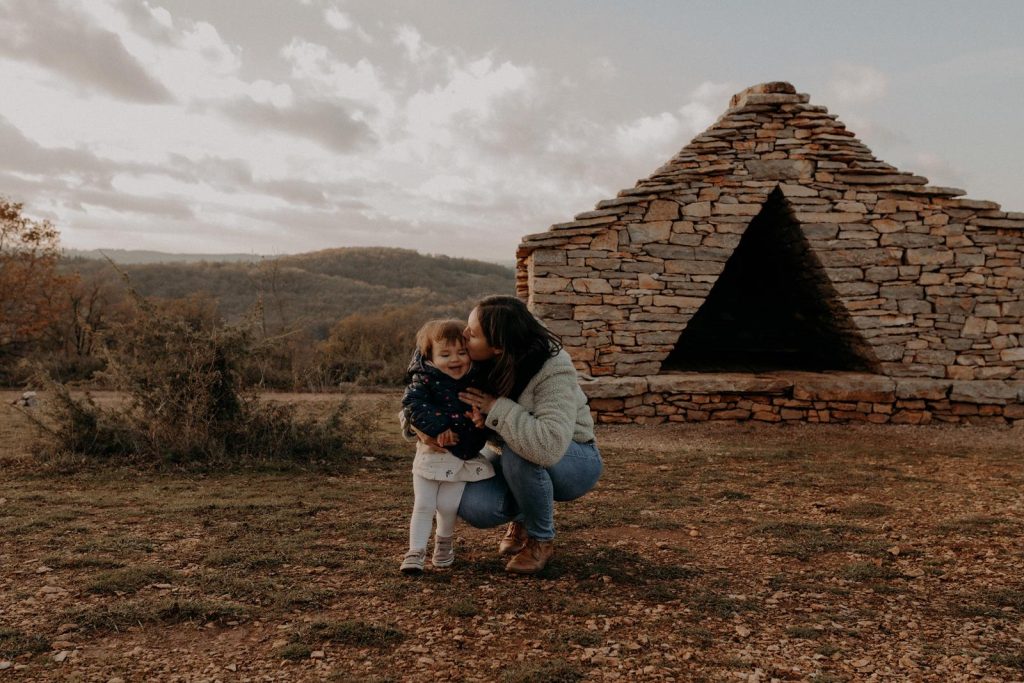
[3,245,514,389]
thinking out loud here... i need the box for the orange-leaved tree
[0,199,71,362]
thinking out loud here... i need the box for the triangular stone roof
[518,81,1021,258]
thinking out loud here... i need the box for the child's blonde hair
[416,319,467,359]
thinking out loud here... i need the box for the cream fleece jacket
[484,349,596,468]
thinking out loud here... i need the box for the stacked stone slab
[516,82,1024,426]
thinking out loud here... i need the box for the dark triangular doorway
[661,188,879,373]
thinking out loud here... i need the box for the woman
[453,294,602,574]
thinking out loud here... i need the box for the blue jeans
[457,441,602,541]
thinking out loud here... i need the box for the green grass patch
[991,651,1024,670]
[500,658,584,683]
[539,545,701,584]
[677,625,714,648]
[65,598,249,632]
[841,502,892,518]
[446,598,480,618]
[545,627,603,651]
[0,627,50,658]
[86,565,176,594]
[203,549,288,570]
[277,620,405,660]
[43,553,127,570]
[839,562,902,582]
[683,589,754,618]
[74,535,155,555]
[952,587,1024,619]
[785,625,824,639]
[754,521,870,561]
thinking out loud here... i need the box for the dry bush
[30,291,379,467]
[315,302,469,387]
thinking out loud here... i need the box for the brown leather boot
[498,521,528,556]
[505,537,554,574]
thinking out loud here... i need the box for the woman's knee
[457,477,513,529]
[550,444,603,502]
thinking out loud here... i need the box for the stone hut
[516,82,1024,426]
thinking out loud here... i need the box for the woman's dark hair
[475,295,562,398]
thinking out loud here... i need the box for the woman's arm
[463,360,577,468]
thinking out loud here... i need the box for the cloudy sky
[1,0,1021,261]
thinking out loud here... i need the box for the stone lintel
[894,378,952,400]
[648,373,793,394]
[790,373,896,402]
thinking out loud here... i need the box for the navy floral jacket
[401,351,490,461]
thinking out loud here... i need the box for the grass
[0,627,50,658]
[991,651,1024,670]
[538,545,701,584]
[684,589,755,617]
[501,658,585,683]
[65,598,250,632]
[753,520,871,561]
[86,565,176,594]
[546,627,604,649]
[785,626,825,639]
[445,598,480,617]
[839,562,903,582]
[277,620,405,660]
[936,516,1016,534]
[952,588,1024,618]
[840,502,892,518]
[677,625,715,648]
[43,553,127,570]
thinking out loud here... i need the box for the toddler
[400,319,494,573]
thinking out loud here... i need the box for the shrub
[315,303,469,387]
[30,291,380,466]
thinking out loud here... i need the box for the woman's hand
[459,388,497,414]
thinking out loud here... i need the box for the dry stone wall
[517,82,1024,425]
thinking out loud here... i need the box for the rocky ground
[1,391,1023,682]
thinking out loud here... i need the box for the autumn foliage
[0,199,71,362]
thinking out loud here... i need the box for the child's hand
[436,429,459,448]
[466,406,486,429]
[410,425,441,448]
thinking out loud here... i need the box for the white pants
[408,474,465,552]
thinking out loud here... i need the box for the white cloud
[614,80,737,158]
[280,38,392,119]
[324,6,352,31]
[615,112,681,151]
[395,25,435,64]
[828,63,888,104]
[246,80,294,108]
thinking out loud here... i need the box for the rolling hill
[62,247,515,337]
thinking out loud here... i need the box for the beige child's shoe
[400,549,426,574]
[432,535,454,568]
